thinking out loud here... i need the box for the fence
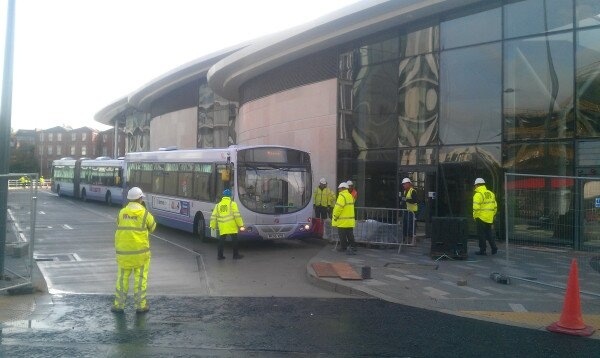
[503,173,600,296]
[323,207,416,253]
[1,173,38,293]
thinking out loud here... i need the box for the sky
[1,0,360,131]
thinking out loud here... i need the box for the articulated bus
[124,145,314,241]
[51,157,124,205]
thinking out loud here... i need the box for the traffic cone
[546,258,595,336]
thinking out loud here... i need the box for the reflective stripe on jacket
[473,185,497,224]
[332,190,355,228]
[313,187,334,207]
[115,201,156,268]
[210,196,244,235]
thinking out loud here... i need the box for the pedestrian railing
[323,207,416,253]
[1,173,38,293]
[7,178,51,189]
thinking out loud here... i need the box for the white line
[442,281,491,296]
[363,279,387,286]
[39,211,46,215]
[483,286,510,294]
[405,274,428,280]
[385,274,409,281]
[509,303,528,312]
[423,286,450,299]
[62,224,73,230]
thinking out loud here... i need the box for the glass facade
[336,0,600,248]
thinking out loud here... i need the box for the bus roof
[124,145,309,163]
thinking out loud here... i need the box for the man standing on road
[473,178,498,256]
[333,182,356,255]
[210,189,245,260]
[112,187,156,314]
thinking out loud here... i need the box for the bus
[124,145,313,241]
[51,157,124,205]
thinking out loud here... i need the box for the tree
[9,144,39,174]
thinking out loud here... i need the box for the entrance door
[398,166,437,238]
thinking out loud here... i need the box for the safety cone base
[546,321,595,337]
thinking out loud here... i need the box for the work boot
[233,254,244,260]
[218,255,226,260]
[110,306,124,314]
[136,305,150,314]
[475,251,486,256]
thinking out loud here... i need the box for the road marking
[39,211,46,215]
[405,274,427,280]
[424,286,449,299]
[509,303,528,312]
[483,286,510,294]
[442,281,491,296]
[389,267,409,274]
[385,274,409,281]
[62,224,73,230]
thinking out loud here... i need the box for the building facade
[94,0,600,249]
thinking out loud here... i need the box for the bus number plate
[267,233,285,239]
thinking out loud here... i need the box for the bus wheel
[106,192,112,206]
[194,214,208,242]
[81,189,87,202]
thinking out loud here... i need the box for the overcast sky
[1,0,359,131]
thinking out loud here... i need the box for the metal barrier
[7,178,51,189]
[323,207,416,253]
[503,173,600,296]
[1,173,38,293]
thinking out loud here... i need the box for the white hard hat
[474,178,486,185]
[347,180,354,186]
[127,187,145,200]
[402,178,411,184]
[338,182,349,189]
[319,178,327,185]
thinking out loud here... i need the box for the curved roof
[94,44,248,126]
[208,0,480,100]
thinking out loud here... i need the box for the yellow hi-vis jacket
[210,196,244,235]
[313,186,334,207]
[473,185,497,224]
[332,189,355,228]
[115,201,156,268]
[404,187,418,213]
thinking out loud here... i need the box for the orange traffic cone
[546,258,595,336]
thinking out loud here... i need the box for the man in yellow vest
[333,182,356,255]
[210,189,245,260]
[400,178,418,241]
[313,178,334,219]
[473,178,498,255]
[112,187,156,314]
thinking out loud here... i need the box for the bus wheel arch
[194,213,208,242]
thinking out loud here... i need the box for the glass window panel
[578,141,600,166]
[441,7,501,50]
[398,53,439,147]
[399,147,437,166]
[504,141,573,175]
[164,163,178,196]
[402,25,439,57]
[504,0,573,39]
[504,33,574,140]
[352,61,398,149]
[360,148,397,208]
[576,28,600,137]
[357,32,399,65]
[440,43,502,144]
[576,0,600,28]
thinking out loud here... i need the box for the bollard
[361,266,371,279]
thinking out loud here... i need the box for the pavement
[2,232,600,340]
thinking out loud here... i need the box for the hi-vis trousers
[113,258,150,310]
